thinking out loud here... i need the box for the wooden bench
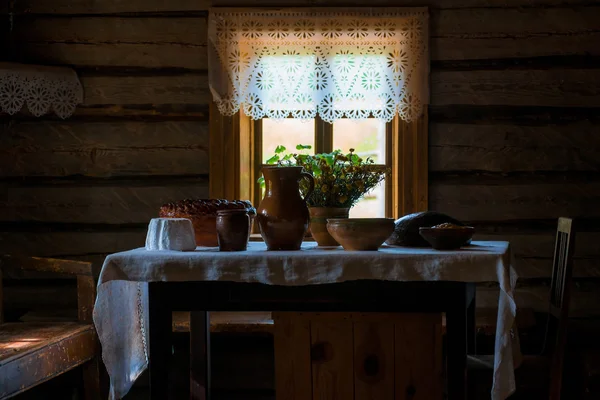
[173,311,274,334]
[171,308,535,338]
[0,255,102,399]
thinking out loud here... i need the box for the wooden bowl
[326,218,395,251]
[418,226,475,250]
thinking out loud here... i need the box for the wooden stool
[0,255,103,399]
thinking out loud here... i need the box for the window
[257,117,391,218]
[208,8,429,220]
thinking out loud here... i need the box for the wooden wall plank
[81,75,209,105]
[13,7,599,66]
[10,0,209,14]
[50,70,600,108]
[19,43,208,70]
[354,322,394,400]
[19,7,598,44]
[273,313,312,400]
[430,181,600,221]
[394,313,443,400]
[72,104,209,119]
[430,123,600,173]
[476,285,600,318]
[432,7,600,35]
[433,33,600,60]
[2,183,209,224]
[10,0,598,14]
[473,232,600,260]
[15,17,207,45]
[474,232,600,279]
[1,121,209,177]
[431,69,600,107]
[311,320,354,400]
[20,35,598,66]
[0,231,146,258]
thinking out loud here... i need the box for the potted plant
[261,144,388,246]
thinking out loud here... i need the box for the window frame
[254,116,393,218]
[209,104,428,220]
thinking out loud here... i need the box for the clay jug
[257,166,315,250]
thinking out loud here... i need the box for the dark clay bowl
[418,226,475,250]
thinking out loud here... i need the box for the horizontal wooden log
[473,232,600,278]
[1,121,209,177]
[431,69,600,107]
[15,69,591,111]
[17,43,208,70]
[430,122,600,172]
[4,284,77,311]
[429,180,600,221]
[19,7,597,44]
[15,16,207,46]
[1,183,209,224]
[81,75,209,105]
[431,6,600,60]
[18,33,600,66]
[477,285,600,317]
[0,231,146,259]
[432,7,600,36]
[72,104,209,120]
[13,7,600,66]
[17,38,599,68]
[429,105,600,125]
[8,0,596,14]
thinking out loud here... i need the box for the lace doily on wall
[0,63,83,119]
[208,8,429,123]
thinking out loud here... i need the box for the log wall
[1,0,600,315]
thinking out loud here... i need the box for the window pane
[262,118,315,163]
[332,119,386,164]
[349,179,386,218]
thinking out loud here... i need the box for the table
[93,241,518,400]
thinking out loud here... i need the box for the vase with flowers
[260,144,389,246]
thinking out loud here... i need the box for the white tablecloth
[93,241,519,400]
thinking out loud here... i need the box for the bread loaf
[159,199,255,247]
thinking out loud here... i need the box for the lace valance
[0,63,83,119]
[208,8,429,123]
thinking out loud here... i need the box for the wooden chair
[0,255,102,399]
[467,217,575,400]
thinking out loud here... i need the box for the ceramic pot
[256,167,315,250]
[309,207,350,246]
[327,218,395,251]
[216,209,250,251]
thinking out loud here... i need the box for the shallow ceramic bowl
[418,226,475,250]
[326,218,395,251]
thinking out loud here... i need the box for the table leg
[466,283,477,355]
[446,291,468,400]
[149,283,173,400]
[190,311,211,400]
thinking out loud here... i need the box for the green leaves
[274,145,287,154]
[266,154,280,165]
[296,144,312,150]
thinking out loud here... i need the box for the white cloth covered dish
[93,241,519,400]
[145,218,196,251]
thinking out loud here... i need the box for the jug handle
[300,172,315,203]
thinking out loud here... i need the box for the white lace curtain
[0,63,83,119]
[208,8,429,123]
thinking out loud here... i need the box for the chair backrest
[546,217,575,400]
[0,255,95,324]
